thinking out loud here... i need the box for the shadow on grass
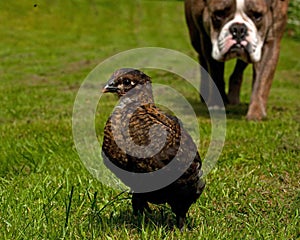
[187,97,249,120]
[97,206,175,231]
[90,195,199,232]
[225,103,249,119]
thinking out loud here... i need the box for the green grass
[1,0,299,239]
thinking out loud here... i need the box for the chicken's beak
[102,84,119,93]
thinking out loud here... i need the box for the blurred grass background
[0,1,299,239]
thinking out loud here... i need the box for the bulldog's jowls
[185,0,289,120]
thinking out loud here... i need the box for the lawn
[0,1,299,239]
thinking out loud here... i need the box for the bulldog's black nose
[230,23,248,42]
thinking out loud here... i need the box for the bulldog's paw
[246,101,267,121]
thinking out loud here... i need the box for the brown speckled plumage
[102,68,205,229]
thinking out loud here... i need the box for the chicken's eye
[123,78,131,86]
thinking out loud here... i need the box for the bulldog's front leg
[246,39,281,121]
[228,59,248,105]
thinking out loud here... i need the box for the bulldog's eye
[123,78,131,86]
[251,11,263,22]
[213,10,227,21]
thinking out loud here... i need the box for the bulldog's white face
[205,0,271,63]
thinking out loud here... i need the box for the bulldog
[185,0,289,120]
